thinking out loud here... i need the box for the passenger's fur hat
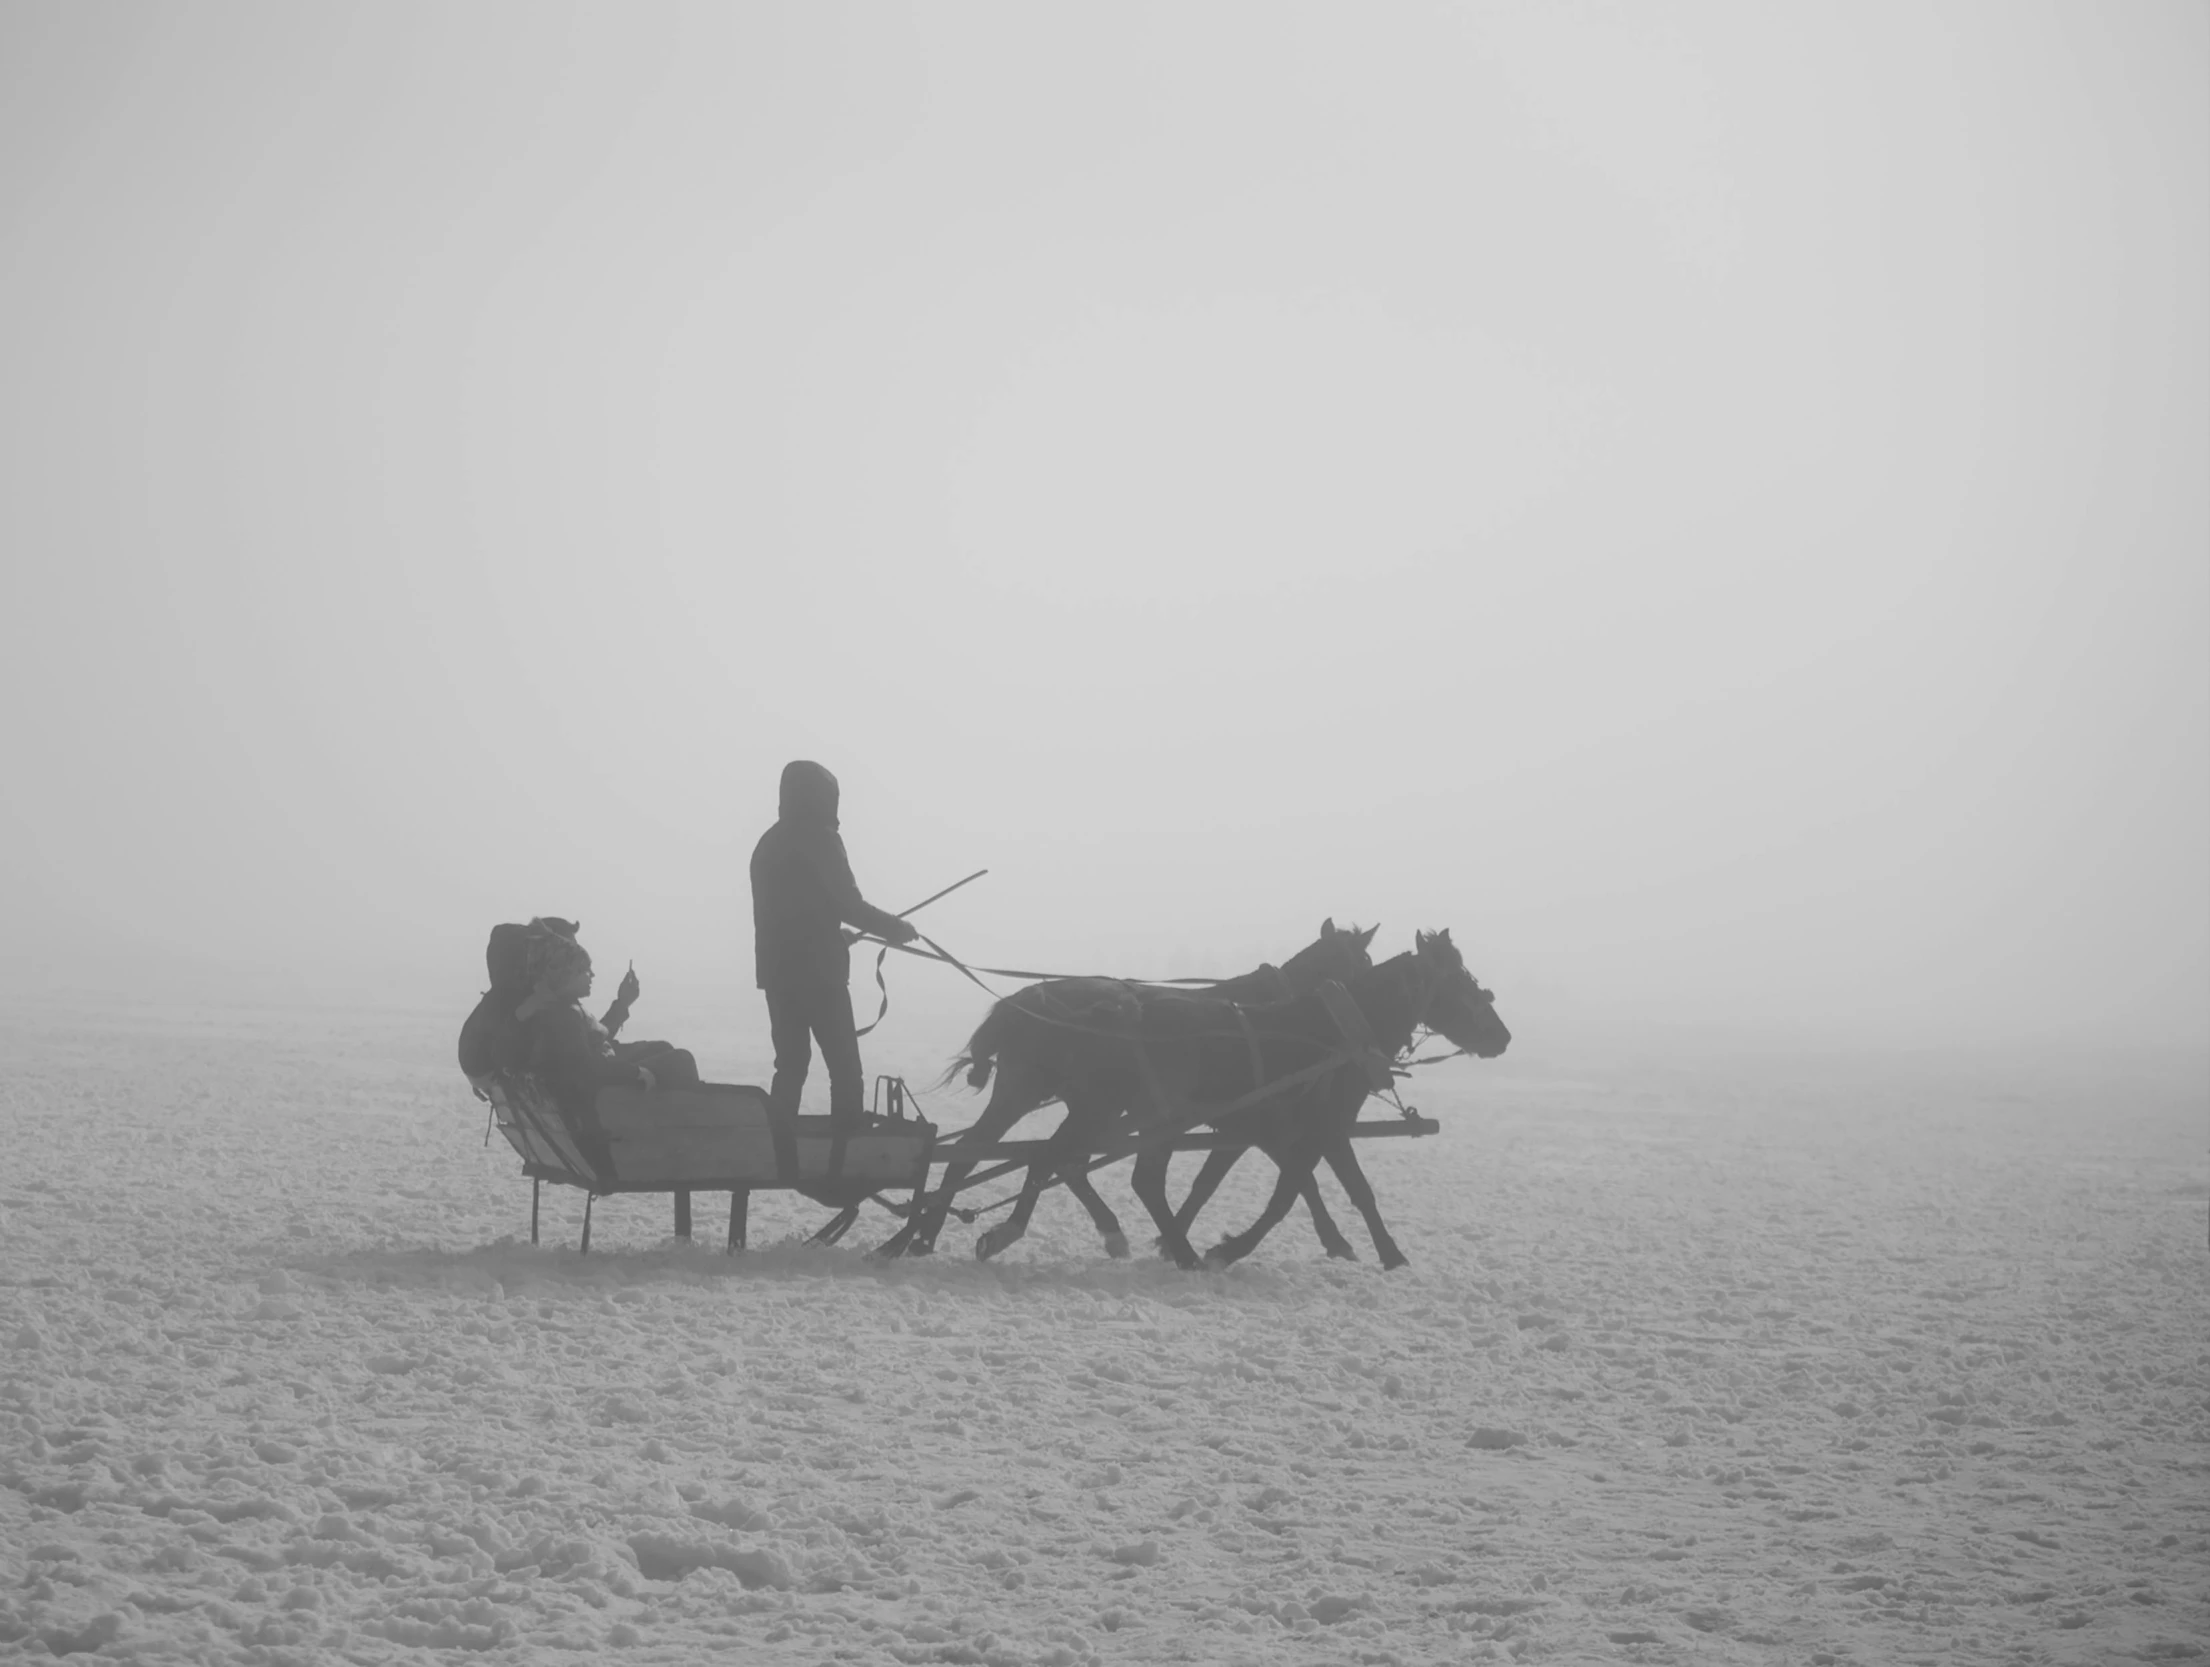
[486,917,580,993]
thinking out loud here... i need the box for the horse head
[1408,929,1511,1059]
[1276,918,1380,995]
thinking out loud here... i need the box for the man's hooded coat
[749,761,906,989]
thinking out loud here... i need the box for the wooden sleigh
[476,1073,938,1252]
[478,1063,1438,1256]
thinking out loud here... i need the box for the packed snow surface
[2,1002,2204,1665]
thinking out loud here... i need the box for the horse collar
[1316,980,1396,1093]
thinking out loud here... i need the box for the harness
[1314,979,1398,1093]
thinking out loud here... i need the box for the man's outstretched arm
[805,837,916,942]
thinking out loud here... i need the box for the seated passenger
[459,916,577,1082]
[516,931,701,1122]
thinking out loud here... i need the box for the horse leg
[1324,1139,1407,1270]
[975,1092,1110,1261]
[1130,1146,1181,1260]
[872,1211,927,1259]
[1205,1150,1321,1269]
[1060,1167,1131,1257]
[1296,1163,1359,1260]
[879,1070,1035,1257]
[974,1164,1052,1260]
[1129,1143,1203,1271]
[1169,1142,1245,1241]
[883,1156,971,1257]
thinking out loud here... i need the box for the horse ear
[1320,917,1337,937]
[1357,924,1378,950]
[1415,929,1433,954]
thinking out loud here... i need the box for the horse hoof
[907,1240,934,1259]
[1200,1246,1234,1271]
[1381,1252,1409,1271]
[1326,1246,1359,1262]
[975,1228,1011,1261]
[1102,1231,1130,1260]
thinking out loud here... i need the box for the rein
[1398,1039,1467,1070]
[857,932,1235,990]
[855,930,1002,1037]
[848,928,1270,1039]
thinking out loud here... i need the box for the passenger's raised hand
[617,963,641,1006]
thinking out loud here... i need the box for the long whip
[896,869,988,920]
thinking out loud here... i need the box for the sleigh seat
[475,1072,936,1250]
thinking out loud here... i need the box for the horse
[963,929,1506,1270]
[880,920,1379,1258]
[1157,948,1509,1268]
[1163,933,1510,1268]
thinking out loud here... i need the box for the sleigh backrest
[480,1073,607,1187]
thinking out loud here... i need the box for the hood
[778,760,840,826]
[486,918,574,993]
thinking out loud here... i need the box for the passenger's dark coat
[750,761,906,989]
[457,921,550,1078]
[527,1003,643,1119]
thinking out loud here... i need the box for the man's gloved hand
[636,1066,657,1090]
[887,918,920,946]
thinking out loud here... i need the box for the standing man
[750,760,918,1129]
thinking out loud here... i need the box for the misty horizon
[3,3,2204,1056]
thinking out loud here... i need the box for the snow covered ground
[2,1000,2204,1665]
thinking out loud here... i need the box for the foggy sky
[3,2,2204,1051]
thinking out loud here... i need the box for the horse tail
[936,1050,992,1092]
[944,1000,1010,1091]
[935,1055,982,1092]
